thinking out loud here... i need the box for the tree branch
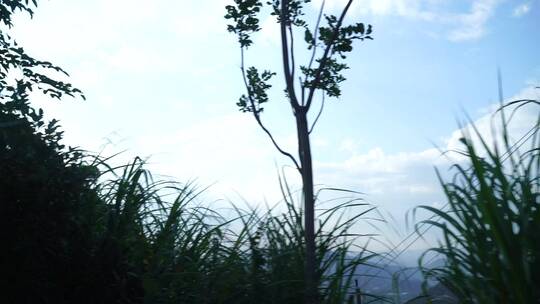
[307,0,325,72]
[289,25,296,95]
[304,0,354,111]
[303,0,325,107]
[280,0,301,111]
[299,76,305,106]
[309,92,325,134]
[240,47,301,170]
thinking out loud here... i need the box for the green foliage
[301,57,347,97]
[100,163,376,304]
[1,2,141,302]
[225,0,373,111]
[238,67,276,113]
[229,180,376,304]
[0,112,103,303]
[225,0,263,48]
[0,0,37,27]
[418,100,540,303]
[268,0,312,26]
[301,16,372,98]
[316,16,373,58]
[0,0,84,153]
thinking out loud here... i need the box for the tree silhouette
[225,0,372,302]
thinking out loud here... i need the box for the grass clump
[417,99,540,303]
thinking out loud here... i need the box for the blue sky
[10,0,540,251]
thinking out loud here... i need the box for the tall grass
[417,99,540,303]
[74,157,377,303]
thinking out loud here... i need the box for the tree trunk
[296,110,318,304]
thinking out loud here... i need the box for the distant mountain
[354,263,423,302]
[322,251,453,302]
[349,256,449,303]
[407,283,458,304]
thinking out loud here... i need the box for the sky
[9,0,540,253]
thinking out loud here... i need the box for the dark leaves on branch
[225,0,263,48]
[268,0,311,27]
[225,0,373,102]
[301,58,347,98]
[1,0,84,153]
[301,16,373,98]
[0,0,37,27]
[318,15,373,59]
[237,67,275,113]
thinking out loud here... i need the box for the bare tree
[225,1,372,302]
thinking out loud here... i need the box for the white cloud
[399,184,436,194]
[312,0,502,42]
[370,0,394,15]
[338,138,359,153]
[448,0,499,42]
[315,85,539,217]
[312,0,435,20]
[513,2,532,17]
[316,146,445,196]
[319,147,442,175]
[446,86,540,154]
